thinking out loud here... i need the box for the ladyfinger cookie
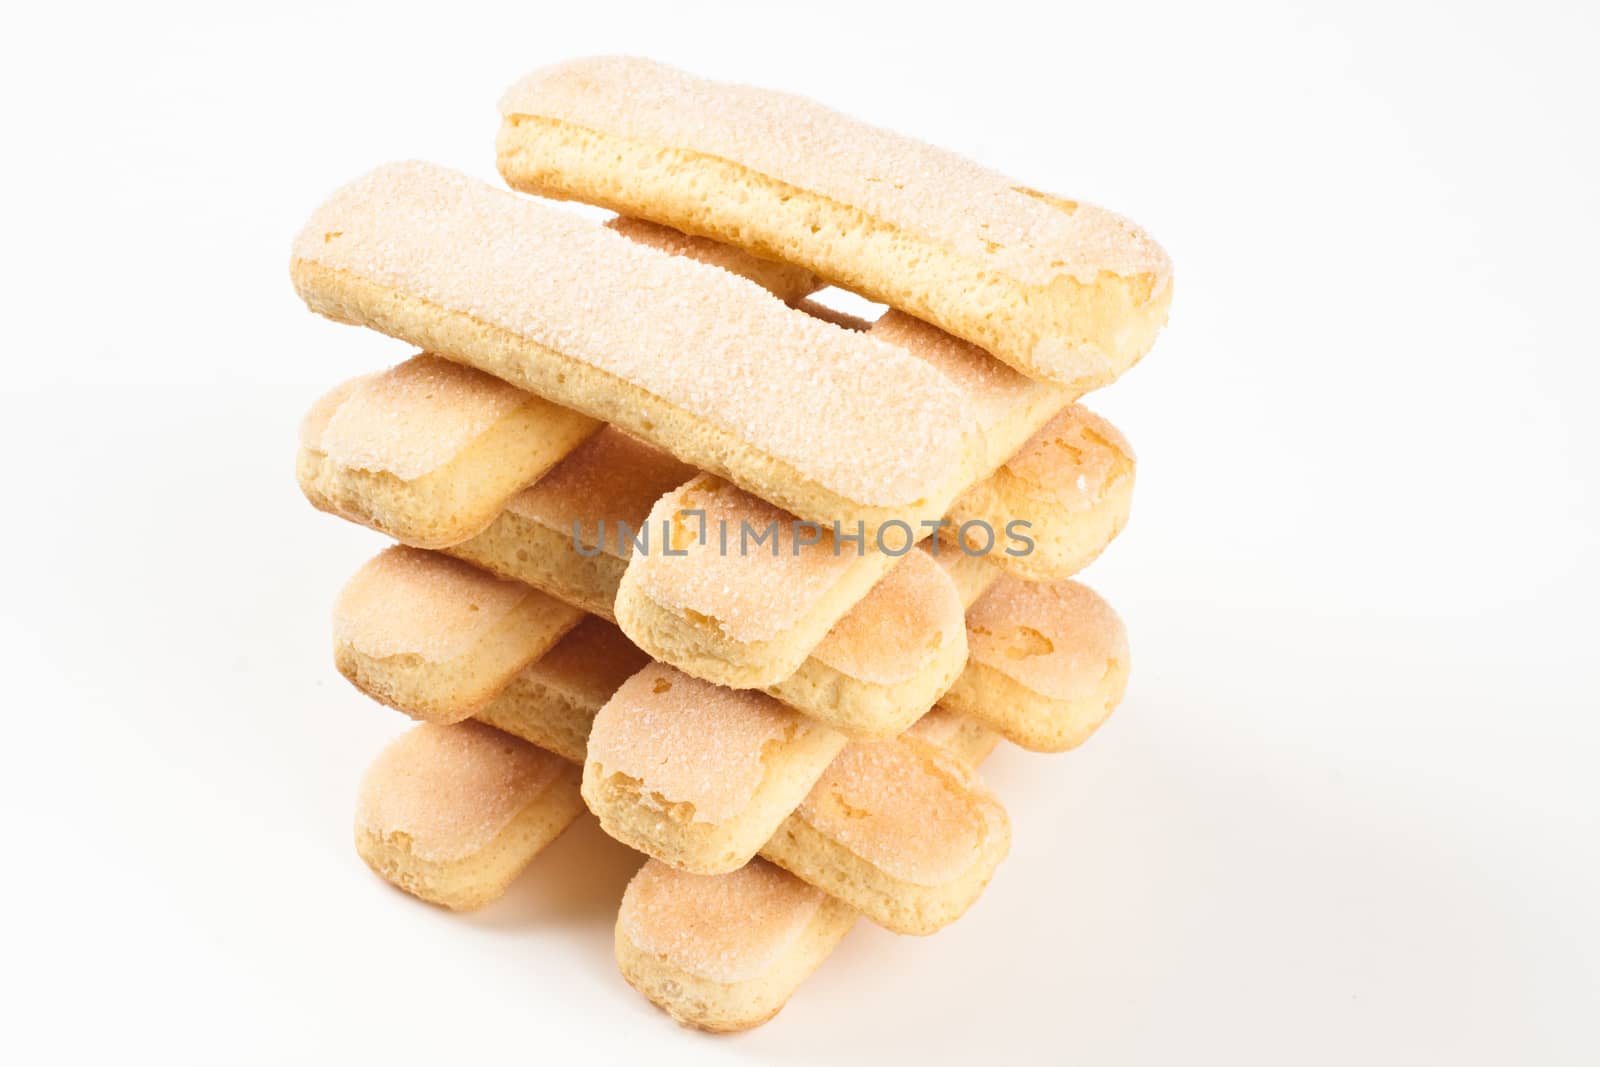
[290,162,977,534]
[615,858,857,1032]
[354,721,585,910]
[764,547,967,738]
[865,310,1068,479]
[945,404,1136,582]
[582,663,846,874]
[613,474,903,688]
[943,577,1131,752]
[761,735,1010,935]
[332,547,583,723]
[298,354,599,548]
[497,57,1173,389]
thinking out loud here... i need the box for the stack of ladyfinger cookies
[290,57,1170,1032]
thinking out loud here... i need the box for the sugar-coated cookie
[867,311,1068,479]
[333,547,583,723]
[946,404,1135,581]
[764,546,967,738]
[583,663,846,874]
[763,735,1010,934]
[291,162,978,535]
[498,57,1172,389]
[615,859,857,1031]
[355,721,585,910]
[614,474,902,689]
[297,354,599,548]
[943,577,1130,752]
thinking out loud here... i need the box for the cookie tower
[291,57,1170,1031]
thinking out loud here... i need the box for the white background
[5,1,1596,1062]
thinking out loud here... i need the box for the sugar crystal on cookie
[356,721,566,863]
[587,665,823,824]
[630,476,863,643]
[317,355,528,480]
[795,740,1004,887]
[619,859,825,983]
[334,546,530,662]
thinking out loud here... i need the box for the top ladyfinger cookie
[289,162,975,530]
[497,56,1173,390]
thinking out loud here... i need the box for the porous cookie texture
[946,403,1135,581]
[290,162,977,532]
[763,736,1011,934]
[615,475,902,689]
[498,57,1172,388]
[354,721,585,910]
[333,547,583,723]
[615,859,857,1032]
[583,664,846,873]
[298,354,600,548]
[943,577,1131,752]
